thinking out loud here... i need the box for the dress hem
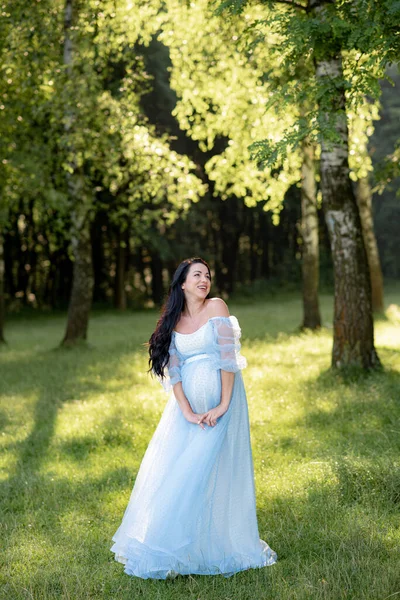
[111,538,277,580]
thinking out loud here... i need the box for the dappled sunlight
[1,300,399,599]
[375,320,400,351]
[0,391,38,442]
[256,478,399,598]
[0,391,39,479]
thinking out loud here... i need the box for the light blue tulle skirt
[111,318,277,579]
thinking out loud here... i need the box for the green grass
[1,289,400,600]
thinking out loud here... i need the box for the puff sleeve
[158,333,182,393]
[210,316,247,373]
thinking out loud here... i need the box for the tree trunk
[115,228,128,310]
[91,212,107,304]
[61,0,94,344]
[300,140,321,329]
[0,228,6,343]
[135,247,150,298]
[150,251,164,306]
[248,210,258,282]
[219,197,240,294]
[315,52,379,368]
[4,228,15,299]
[62,197,94,344]
[260,209,271,279]
[212,217,224,294]
[57,243,74,309]
[16,203,29,305]
[355,176,384,313]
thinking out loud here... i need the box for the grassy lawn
[1,289,400,599]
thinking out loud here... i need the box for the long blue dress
[111,316,277,579]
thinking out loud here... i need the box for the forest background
[0,0,399,349]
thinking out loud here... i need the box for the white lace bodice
[173,320,214,358]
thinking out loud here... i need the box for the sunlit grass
[1,288,400,599]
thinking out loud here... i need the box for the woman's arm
[200,370,234,427]
[200,298,235,427]
[167,333,206,429]
[173,381,206,430]
[220,370,235,412]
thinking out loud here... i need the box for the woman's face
[181,263,211,300]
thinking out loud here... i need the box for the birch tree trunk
[61,0,94,345]
[62,193,94,344]
[0,228,5,343]
[300,140,321,329]
[314,52,379,368]
[355,176,384,313]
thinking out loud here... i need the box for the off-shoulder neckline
[173,315,236,336]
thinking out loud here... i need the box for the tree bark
[16,203,29,305]
[314,51,379,368]
[115,228,128,310]
[300,140,321,329]
[91,212,107,304]
[150,251,164,306]
[248,210,257,281]
[61,0,94,344]
[62,198,94,343]
[355,176,384,313]
[219,197,240,294]
[260,209,271,279]
[0,228,6,343]
[4,228,15,299]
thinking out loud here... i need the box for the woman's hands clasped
[198,404,227,428]
[185,411,207,430]
[186,404,228,429]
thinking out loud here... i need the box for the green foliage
[347,93,380,180]
[375,143,400,193]
[161,0,302,212]
[218,0,397,170]
[1,0,399,313]
[0,0,205,242]
[370,65,400,200]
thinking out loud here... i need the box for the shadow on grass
[251,358,400,474]
[0,342,145,462]
[301,365,400,453]
[3,471,399,600]
[58,409,157,462]
[2,304,400,599]
[255,480,399,600]
[0,339,156,567]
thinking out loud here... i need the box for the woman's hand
[199,404,227,428]
[185,411,207,430]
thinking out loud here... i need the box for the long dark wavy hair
[148,257,211,380]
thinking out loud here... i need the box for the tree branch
[273,0,308,11]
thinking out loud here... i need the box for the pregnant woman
[111,257,277,579]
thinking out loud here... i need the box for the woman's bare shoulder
[206,297,230,318]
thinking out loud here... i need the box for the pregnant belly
[181,359,221,413]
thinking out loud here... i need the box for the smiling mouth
[198,286,207,290]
